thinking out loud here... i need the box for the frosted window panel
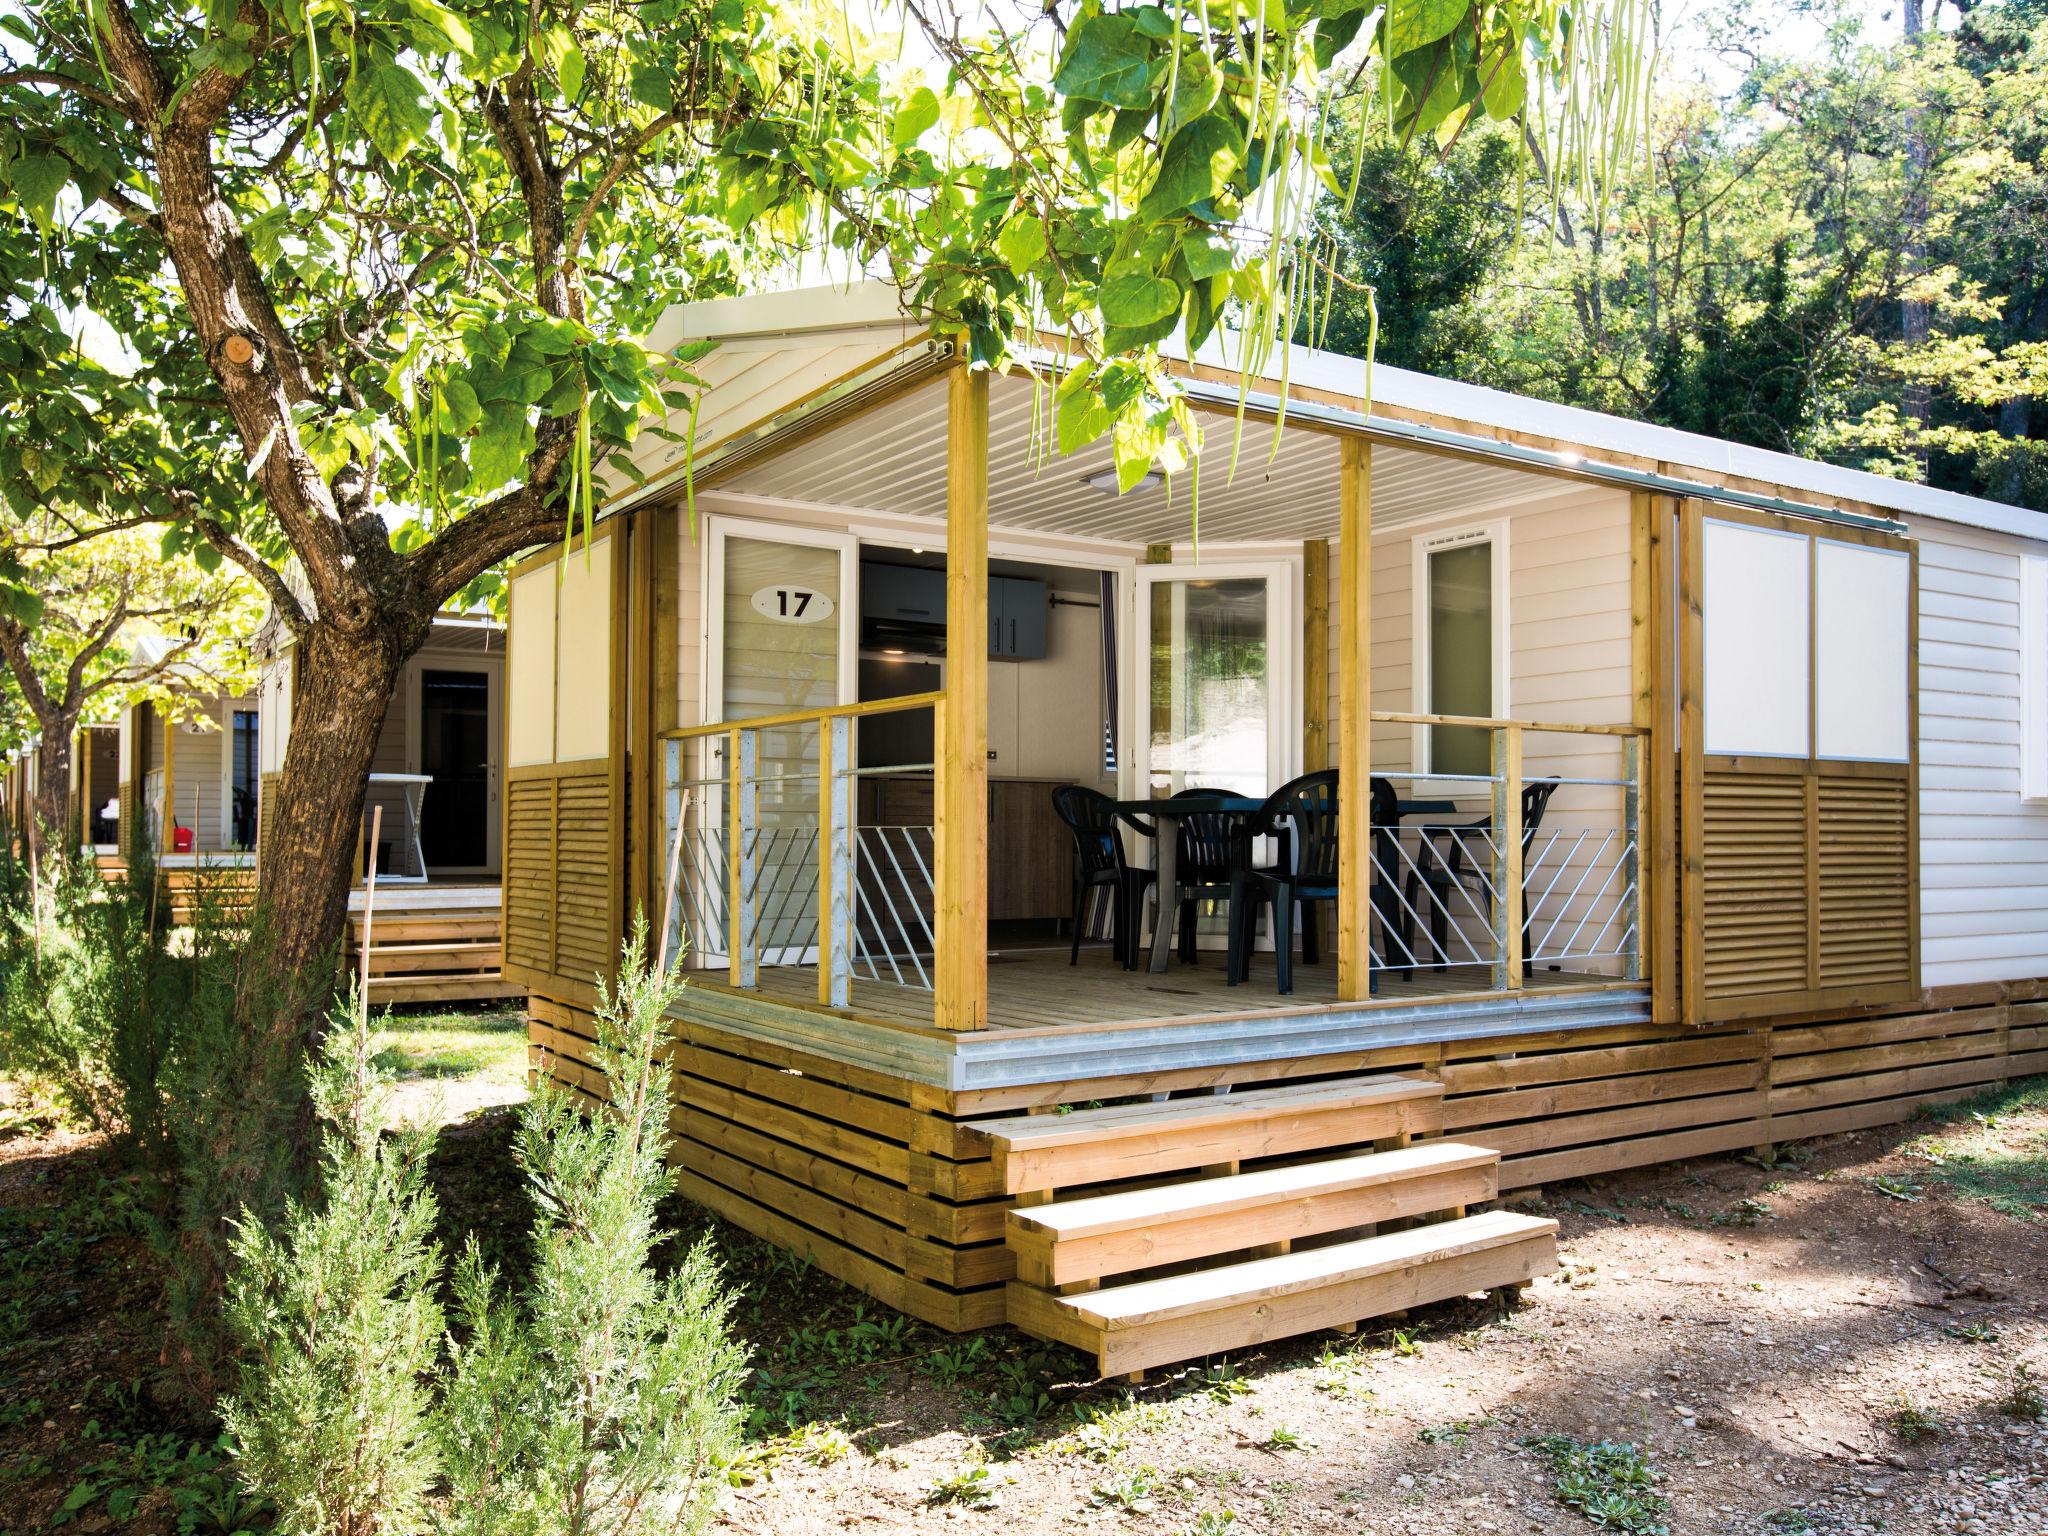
[506,565,557,767]
[1703,520,1809,757]
[1427,539,1493,775]
[1816,541,1910,762]
[1148,576,1269,798]
[552,539,612,761]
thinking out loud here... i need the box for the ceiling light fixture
[1083,467,1164,496]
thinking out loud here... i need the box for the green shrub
[437,920,747,1536]
[221,991,445,1536]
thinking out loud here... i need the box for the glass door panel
[706,522,856,967]
[1146,576,1272,798]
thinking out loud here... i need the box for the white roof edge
[648,280,917,353]
[649,285,2046,544]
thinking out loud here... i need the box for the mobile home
[508,284,2047,1376]
[255,612,518,1003]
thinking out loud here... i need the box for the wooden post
[77,729,90,853]
[728,726,757,988]
[1677,500,1706,1027]
[1303,539,1331,771]
[1336,439,1373,1000]
[935,364,990,1030]
[1302,539,1331,960]
[1491,725,1524,992]
[818,714,854,1007]
[161,715,175,858]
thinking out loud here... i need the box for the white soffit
[718,373,1562,544]
[639,283,2046,545]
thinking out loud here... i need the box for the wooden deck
[708,942,1619,1032]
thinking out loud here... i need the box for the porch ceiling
[716,374,1556,546]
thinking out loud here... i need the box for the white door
[703,517,859,965]
[1130,560,1298,800]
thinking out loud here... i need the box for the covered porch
[655,357,1658,1042]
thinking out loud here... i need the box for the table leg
[1148,828,1176,973]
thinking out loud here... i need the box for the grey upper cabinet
[990,576,1048,660]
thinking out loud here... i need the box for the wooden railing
[1365,713,1648,992]
[659,692,945,1004]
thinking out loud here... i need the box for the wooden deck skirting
[525,979,2048,1335]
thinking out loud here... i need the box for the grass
[369,1004,525,1082]
[1521,1434,1670,1535]
[1901,1076,2048,1220]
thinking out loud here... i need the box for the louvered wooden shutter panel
[1700,768,1810,1005]
[504,775,554,982]
[1817,774,1913,988]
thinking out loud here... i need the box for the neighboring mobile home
[254,612,518,1003]
[508,283,2048,1376]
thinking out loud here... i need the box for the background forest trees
[1308,0,2048,510]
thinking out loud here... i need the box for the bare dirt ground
[2,1070,2043,1536]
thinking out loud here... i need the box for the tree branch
[0,67,136,118]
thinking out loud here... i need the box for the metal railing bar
[849,847,909,986]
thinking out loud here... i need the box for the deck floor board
[695,944,1613,1031]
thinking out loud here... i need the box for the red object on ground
[172,825,194,852]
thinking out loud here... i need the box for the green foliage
[1886,1397,1944,1443]
[436,917,746,1536]
[1901,1075,2048,1219]
[220,922,747,1536]
[0,841,169,1139]
[221,997,444,1536]
[1521,1434,1670,1535]
[1306,0,2048,511]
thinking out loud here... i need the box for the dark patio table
[1113,789,1467,975]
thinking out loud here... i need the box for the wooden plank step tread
[1008,1142,1503,1287]
[1063,1210,1556,1330]
[968,1074,1445,1194]
[967,1075,1442,1151]
[1012,1142,1499,1241]
[1005,1210,1556,1377]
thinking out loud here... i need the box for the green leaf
[1057,384,1114,456]
[558,44,586,102]
[1098,266,1182,329]
[1179,228,1236,281]
[994,214,1047,274]
[8,155,68,233]
[1112,414,1166,491]
[346,62,433,162]
[404,0,474,55]
[1387,0,1469,57]
[1054,14,1157,109]
[1138,116,1243,221]
[464,409,528,487]
[435,377,482,433]
[891,87,941,148]
[1481,47,1526,119]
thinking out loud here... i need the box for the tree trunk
[254,623,412,995]
[32,729,74,857]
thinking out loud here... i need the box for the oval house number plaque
[750,585,833,624]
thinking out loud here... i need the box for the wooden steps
[1007,1141,1501,1288]
[984,1074,1555,1376]
[966,1074,1444,1194]
[1007,1210,1557,1378]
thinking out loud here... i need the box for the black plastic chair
[1050,785,1156,970]
[1228,770,1340,995]
[1404,778,1560,976]
[1164,785,1245,965]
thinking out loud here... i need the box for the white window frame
[1127,555,1301,802]
[2024,555,2048,802]
[700,513,861,726]
[1410,518,1511,775]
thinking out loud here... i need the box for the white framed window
[1411,520,1510,776]
[1129,556,1299,801]
[2024,555,2048,801]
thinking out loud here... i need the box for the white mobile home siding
[1910,516,2048,988]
